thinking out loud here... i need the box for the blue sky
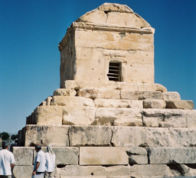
[0,0,195,133]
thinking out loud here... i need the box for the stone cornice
[72,22,154,34]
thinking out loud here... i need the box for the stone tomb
[14,3,196,178]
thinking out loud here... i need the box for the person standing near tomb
[32,145,46,178]
[45,146,56,178]
[0,142,15,178]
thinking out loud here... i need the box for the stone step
[21,125,196,147]
[26,105,196,127]
[12,146,196,177]
[12,164,196,178]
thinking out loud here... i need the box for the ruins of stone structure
[13,3,196,178]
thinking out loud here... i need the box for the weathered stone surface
[51,96,94,107]
[13,165,34,178]
[13,147,34,165]
[53,88,76,96]
[24,125,69,146]
[127,147,148,165]
[141,109,187,128]
[34,105,63,126]
[149,147,196,164]
[69,126,112,146]
[56,165,130,176]
[154,83,167,92]
[94,99,143,108]
[143,99,166,109]
[129,165,173,177]
[80,147,128,165]
[121,91,163,100]
[163,92,181,100]
[186,110,196,128]
[53,147,79,165]
[94,108,142,126]
[62,106,95,125]
[79,88,120,99]
[49,96,96,125]
[111,126,196,147]
[166,100,194,110]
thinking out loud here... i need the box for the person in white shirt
[45,146,56,178]
[32,145,46,178]
[0,142,15,178]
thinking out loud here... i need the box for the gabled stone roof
[76,3,151,29]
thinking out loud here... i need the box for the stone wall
[59,3,154,88]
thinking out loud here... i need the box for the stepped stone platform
[14,3,196,178]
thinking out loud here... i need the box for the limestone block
[51,96,94,107]
[62,106,95,125]
[129,165,173,177]
[154,83,167,92]
[142,109,187,128]
[53,147,79,165]
[13,165,34,178]
[24,125,69,146]
[127,147,148,165]
[53,88,76,96]
[121,91,163,100]
[94,108,142,126]
[64,80,79,89]
[56,165,130,176]
[143,99,166,109]
[166,100,194,110]
[163,92,181,100]
[13,147,34,166]
[79,88,120,99]
[34,105,63,126]
[186,110,196,128]
[111,126,196,147]
[94,99,143,109]
[80,147,129,165]
[49,96,95,125]
[78,88,98,99]
[149,147,196,164]
[69,126,112,146]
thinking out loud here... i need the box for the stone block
[120,91,163,100]
[154,83,167,92]
[78,88,120,99]
[53,147,79,165]
[163,92,181,100]
[13,147,34,165]
[129,165,173,177]
[24,125,69,146]
[80,147,129,165]
[141,109,187,128]
[69,126,112,146]
[13,165,34,178]
[94,108,142,126]
[111,126,196,147]
[62,106,95,125]
[94,99,143,109]
[149,147,196,164]
[53,88,76,96]
[166,100,194,110]
[34,105,63,126]
[127,147,148,165]
[143,99,166,109]
[56,165,130,176]
[51,96,94,107]
[186,110,196,128]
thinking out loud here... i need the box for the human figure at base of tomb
[45,146,56,178]
[32,145,46,178]
[0,142,15,178]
